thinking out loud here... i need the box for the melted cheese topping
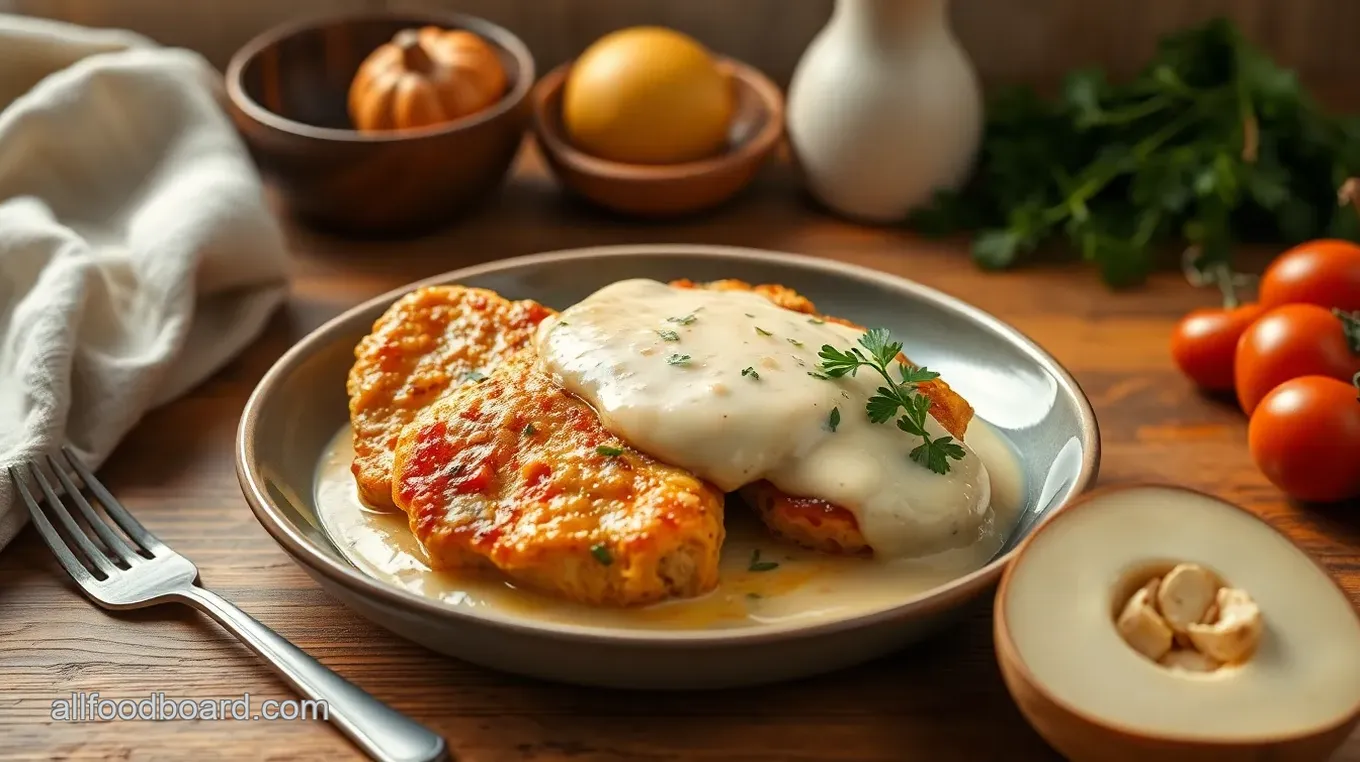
[534,279,992,559]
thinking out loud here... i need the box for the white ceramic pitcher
[787,0,983,223]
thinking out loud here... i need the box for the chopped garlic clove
[1159,648,1221,673]
[1187,587,1263,663]
[1118,581,1174,661]
[1157,563,1218,632]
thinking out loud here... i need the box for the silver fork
[10,447,448,762]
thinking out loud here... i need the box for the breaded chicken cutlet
[346,285,552,508]
[391,351,725,606]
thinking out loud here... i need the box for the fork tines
[9,447,164,583]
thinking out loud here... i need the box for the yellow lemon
[562,27,734,165]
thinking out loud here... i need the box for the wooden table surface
[2,147,1357,762]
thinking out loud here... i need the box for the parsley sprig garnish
[816,328,965,475]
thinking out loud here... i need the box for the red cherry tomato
[1260,239,1360,312]
[1170,303,1265,390]
[1235,304,1360,414]
[1248,374,1360,503]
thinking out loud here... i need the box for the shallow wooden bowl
[225,10,534,235]
[531,59,784,217]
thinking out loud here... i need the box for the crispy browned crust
[672,278,976,557]
[346,286,553,508]
[391,352,725,606]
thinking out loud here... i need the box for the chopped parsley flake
[827,406,841,432]
[741,366,760,380]
[656,329,680,342]
[808,318,826,325]
[463,370,487,383]
[522,423,536,436]
[807,371,830,380]
[666,353,692,365]
[744,313,755,318]
[748,550,779,572]
[591,544,613,565]
[596,445,624,457]
[787,338,804,347]
[755,326,773,336]
[667,313,699,326]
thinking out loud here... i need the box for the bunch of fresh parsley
[909,18,1360,287]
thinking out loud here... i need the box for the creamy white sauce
[533,279,990,559]
[315,423,1025,631]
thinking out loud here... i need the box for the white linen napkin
[0,14,290,551]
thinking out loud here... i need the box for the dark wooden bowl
[225,11,534,236]
[531,58,784,218]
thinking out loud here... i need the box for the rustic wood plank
[0,146,1356,761]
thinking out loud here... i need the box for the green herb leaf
[596,445,624,457]
[910,436,968,476]
[463,370,487,383]
[808,318,826,325]
[827,406,841,432]
[668,313,698,326]
[755,326,773,336]
[867,390,905,424]
[522,423,536,436]
[744,313,756,318]
[858,328,902,368]
[748,550,779,572]
[787,338,804,347]
[972,230,1024,270]
[807,371,831,380]
[656,329,681,342]
[666,353,692,366]
[898,364,940,384]
[741,366,760,380]
[591,544,613,565]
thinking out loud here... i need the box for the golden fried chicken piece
[391,352,725,606]
[347,286,553,508]
[673,278,976,557]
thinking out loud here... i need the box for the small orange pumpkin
[348,26,507,132]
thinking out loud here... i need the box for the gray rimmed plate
[235,245,1100,689]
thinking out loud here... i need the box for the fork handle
[177,586,448,762]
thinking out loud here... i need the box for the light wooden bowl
[530,59,784,218]
[225,10,534,235]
